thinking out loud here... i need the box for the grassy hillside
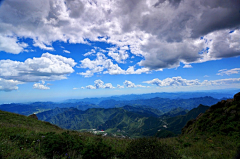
[0,110,179,159]
[182,92,240,137]
[0,93,239,159]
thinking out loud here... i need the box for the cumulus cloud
[33,81,50,90]
[123,80,148,88]
[0,0,239,72]
[202,78,240,86]
[85,79,115,89]
[125,66,151,74]
[78,53,151,77]
[144,77,200,87]
[217,68,240,76]
[86,85,96,89]
[124,80,136,88]
[0,35,28,54]
[108,46,129,63]
[183,64,193,68]
[0,52,76,82]
[144,76,240,87]
[117,84,124,89]
[83,49,96,56]
[104,83,115,89]
[0,53,76,91]
[0,78,22,91]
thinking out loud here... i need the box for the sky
[0,0,240,103]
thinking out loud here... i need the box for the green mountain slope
[38,107,165,137]
[182,92,240,137]
[121,105,163,117]
[37,104,210,137]
[45,107,126,130]
[160,107,189,118]
[165,104,209,134]
[36,107,68,120]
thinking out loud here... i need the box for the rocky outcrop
[29,114,38,120]
[234,92,240,101]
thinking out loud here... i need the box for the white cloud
[108,46,129,63]
[124,80,136,88]
[0,0,239,72]
[104,83,115,89]
[183,64,193,68]
[125,66,150,74]
[33,41,54,51]
[0,52,76,82]
[144,76,240,87]
[33,82,50,90]
[94,79,105,89]
[83,49,96,56]
[78,53,151,77]
[73,87,79,90]
[0,78,22,91]
[117,84,124,89]
[144,77,201,87]
[0,35,28,54]
[86,85,96,89]
[136,84,146,88]
[202,78,240,86]
[0,53,76,91]
[63,50,70,53]
[78,53,125,77]
[85,79,115,89]
[217,68,240,76]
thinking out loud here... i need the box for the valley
[0,91,230,138]
[0,92,239,158]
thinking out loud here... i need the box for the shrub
[40,131,83,158]
[82,138,114,159]
[124,138,181,159]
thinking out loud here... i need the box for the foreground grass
[161,134,239,159]
[0,110,239,159]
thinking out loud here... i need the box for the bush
[40,131,83,158]
[124,138,181,159]
[82,138,114,159]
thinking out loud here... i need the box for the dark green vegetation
[182,92,240,138]
[165,105,209,134]
[1,92,240,158]
[0,110,179,158]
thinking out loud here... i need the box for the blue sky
[0,0,240,103]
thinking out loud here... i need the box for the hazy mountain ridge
[97,96,219,113]
[0,93,221,116]
[64,91,236,104]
